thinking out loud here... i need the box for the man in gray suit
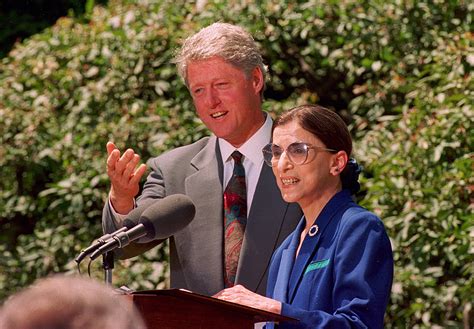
[102,22,301,296]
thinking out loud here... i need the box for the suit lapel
[179,136,225,294]
[272,221,303,303]
[287,190,353,302]
[236,164,291,291]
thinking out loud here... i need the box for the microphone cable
[77,259,82,275]
[87,258,93,278]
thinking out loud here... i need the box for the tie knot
[231,151,243,164]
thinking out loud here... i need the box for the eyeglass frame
[262,142,337,167]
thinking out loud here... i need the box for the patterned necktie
[223,151,247,287]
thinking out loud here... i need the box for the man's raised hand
[106,141,147,214]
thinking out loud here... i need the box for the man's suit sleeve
[137,157,167,201]
[102,199,122,234]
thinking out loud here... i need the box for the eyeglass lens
[265,143,309,165]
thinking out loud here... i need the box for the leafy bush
[0,0,200,297]
[356,32,473,327]
[0,0,472,327]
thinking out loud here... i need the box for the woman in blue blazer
[215,104,393,328]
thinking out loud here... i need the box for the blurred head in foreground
[0,275,145,329]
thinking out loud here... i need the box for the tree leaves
[0,1,472,327]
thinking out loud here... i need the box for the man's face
[187,56,264,147]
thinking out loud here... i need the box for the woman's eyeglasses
[262,142,337,167]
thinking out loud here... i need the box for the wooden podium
[125,289,296,329]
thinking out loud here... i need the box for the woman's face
[271,121,338,210]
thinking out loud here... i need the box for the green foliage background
[0,0,472,327]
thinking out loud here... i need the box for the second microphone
[90,194,196,260]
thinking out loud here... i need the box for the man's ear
[251,66,264,95]
[330,151,348,176]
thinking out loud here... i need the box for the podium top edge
[131,288,297,323]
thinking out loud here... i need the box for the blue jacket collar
[275,189,354,303]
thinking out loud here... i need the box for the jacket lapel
[272,220,304,303]
[287,190,353,302]
[178,136,225,295]
[236,164,291,291]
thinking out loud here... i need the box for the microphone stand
[102,251,114,286]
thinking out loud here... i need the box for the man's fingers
[130,164,147,185]
[106,141,120,173]
[120,149,135,162]
[106,149,121,172]
[122,154,140,179]
[115,149,135,174]
[106,141,117,155]
[106,144,145,189]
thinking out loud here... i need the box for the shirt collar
[219,113,273,165]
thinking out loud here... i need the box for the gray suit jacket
[103,135,302,296]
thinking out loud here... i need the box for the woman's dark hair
[274,104,361,194]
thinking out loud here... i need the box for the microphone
[75,201,154,264]
[89,194,196,260]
